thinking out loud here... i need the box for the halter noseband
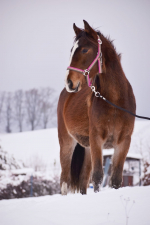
[67,35,102,87]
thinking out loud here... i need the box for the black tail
[71,143,85,192]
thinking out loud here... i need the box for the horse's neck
[98,68,127,102]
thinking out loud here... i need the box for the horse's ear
[73,23,82,36]
[83,20,97,40]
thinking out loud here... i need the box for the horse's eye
[82,49,88,53]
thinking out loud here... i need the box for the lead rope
[90,86,150,120]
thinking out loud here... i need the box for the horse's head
[65,20,102,93]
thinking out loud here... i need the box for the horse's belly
[103,135,114,149]
[73,134,89,147]
[67,125,90,147]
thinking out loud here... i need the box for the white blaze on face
[69,40,79,65]
[65,40,79,92]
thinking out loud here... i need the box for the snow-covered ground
[0,128,60,188]
[0,128,60,167]
[0,186,150,225]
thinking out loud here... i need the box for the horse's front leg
[110,136,131,189]
[79,147,92,194]
[90,131,104,192]
[60,134,76,195]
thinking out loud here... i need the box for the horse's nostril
[68,79,73,89]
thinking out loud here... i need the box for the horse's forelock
[74,30,98,47]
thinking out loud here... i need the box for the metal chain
[90,86,106,100]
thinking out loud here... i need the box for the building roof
[103,149,142,160]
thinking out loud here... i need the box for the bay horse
[57,20,136,195]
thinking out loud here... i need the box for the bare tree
[5,92,13,133]
[25,88,42,130]
[0,87,57,133]
[40,87,56,129]
[14,90,24,132]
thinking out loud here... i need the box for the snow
[0,186,150,225]
[0,120,150,167]
[0,129,60,188]
[0,170,29,189]
[0,167,60,189]
[0,147,24,170]
[0,128,60,167]
[11,168,34,175]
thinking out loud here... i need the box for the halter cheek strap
[67,35,102,87]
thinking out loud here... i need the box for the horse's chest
[64,105,90,147]
[64,95,89,137]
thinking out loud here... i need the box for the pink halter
[67,35,102,87]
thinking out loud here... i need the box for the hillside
[0,128,60,167]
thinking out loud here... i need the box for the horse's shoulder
[57,88,69,110]
[59,87,67,96]
[58,88,68,100]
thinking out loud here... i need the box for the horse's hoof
[92,171,103,193]
[93,182,101,193]
[80,189,86,195]
[110,176,122,189]
[61,182,68,195]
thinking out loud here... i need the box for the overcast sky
[0,0,150,118]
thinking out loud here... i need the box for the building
[102,149,142,187]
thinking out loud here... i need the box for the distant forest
[0,87,58,133]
